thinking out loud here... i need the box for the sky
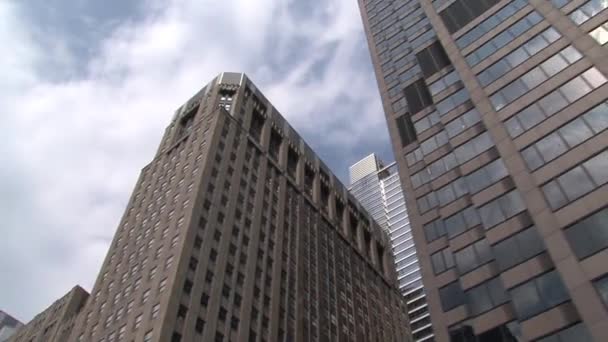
[0,0,394,322]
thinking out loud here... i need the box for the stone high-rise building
[8,286,89,342]
[54,72,411,342]
[349,154,434,341]
[0,311,23,342]
[357,0,608,341]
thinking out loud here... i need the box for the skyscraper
[7,286,88,342]
[349,154,434,341]
[40,72,410,342]
[0,311,23,342]
[357,0,608,341]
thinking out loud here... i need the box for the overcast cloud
[0,0,392,321]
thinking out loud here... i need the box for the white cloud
[0,0,389,321]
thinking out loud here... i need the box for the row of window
[436,87,470,116]
[440,0,501,34]
[542,149,608,210]
[478,27,561,87]
[439,269,570,321]
[428,70,460,96]
[466,11,543,67]
[432,225,545,276]
[411,130,494,189]
[521,101,608,171]
[490,46,583,111]
[590,20,608,45]
[422,159,510,240]
[455,0,528,49]
[568,0,608,26]
[565,207,608,260]
[505,67,607,138]
[479,189,526,229]
[537,322,593,342]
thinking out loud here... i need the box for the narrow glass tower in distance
[350,153,435,342]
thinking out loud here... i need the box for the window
[416,41,451,78]
[536,322,593,342]
[478,27,562,87]
[439,281,466,311]
[454,132,494,165]
[134,314,142,330]
[464,159,509,194]
[564,207,608,260]
[479,190,526,229]
[413,111,440,134]
[589,20,608,45]
[445,206,481,238]
[465,277,509,316]
[396,114,417,147]
[510,270,569,320]
[428,70,460,96]
[196,318,205,334]
[424,218,447,242]
[436,88,470,116]
[455,0,528,49]
[151,303,160,319]
[431,248,455,274]
[403,79,433,115]
[444,108,481,139]
[142,289,150,304]
[411,152,458,188]
[568,0,608,25]
[522,101,608,171]
[454,239,493,274]
[506,67,607,137]
[466,11,543,67]
[490,46,583,111]
[493,226,545,271]
[420,130,449,156]
[436,177,469,207]
[440,0,501,33]
[542,150,608,210]
[143,330,153,342]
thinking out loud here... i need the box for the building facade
[59,72,411,342]
[349,154,434,341]
[357,0,608,341]
[8,286,89,342]
[0,311,22,342]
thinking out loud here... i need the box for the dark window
[431,247,455,274]
[536,322,593,342]
[269,129,282,161]
[195,318,205,334]
[465,277,509,316]
[424,218,447,242]
[249,109,265,142]
[172,332,182,342]
[493,226,545,271]
[450,321,522,342]
[564,207,608,260]
[404,79,433,115]
[439,281,466,312]
[454,239,493,275]
[396,114,417,147]
[594,274,608,308]
[440,0,502,34]
[416,41,452,78]
[287,147,299,179]
[510,270,569,320]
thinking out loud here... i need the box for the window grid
[456,0,528,49]
[542,149,608,210]
[466,11,543,67]
[477,27,561,87]
[521,101,608,171]
[505,67,607,137]
[490,46,583,111]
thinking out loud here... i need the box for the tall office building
[349,154,434,341]
[51,72,411,342]
[8,286,89,342]
[358,0,608,341]
[0,311,23,342]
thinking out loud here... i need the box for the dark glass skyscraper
[357,0,608,341]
